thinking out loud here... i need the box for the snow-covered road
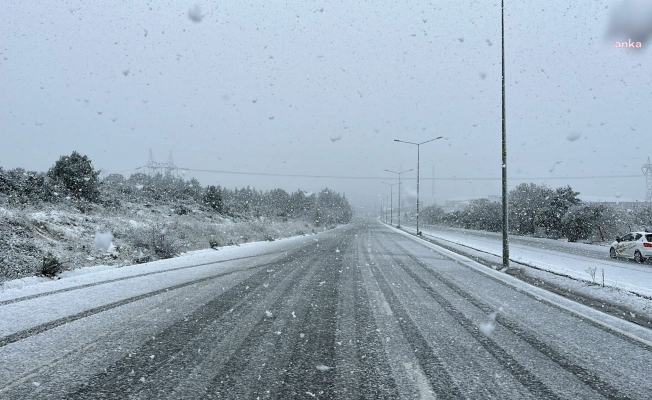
[1,221,651,398]
[404,225,652,298]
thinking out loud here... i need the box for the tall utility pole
[644,157,652,204]
[431,164,436,205]
[385,169,413,228]
[383,182,398,225]
[380,194,389,223]
[384,194,390,223]
[501,0,510,268]
[394,137,443,235]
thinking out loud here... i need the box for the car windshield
[2,1,652,398]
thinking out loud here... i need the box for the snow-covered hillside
[0,201,327,283]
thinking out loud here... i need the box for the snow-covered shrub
[41,253,62,277]
[131,225,181,260]
[533,186,581,238]
[562,204,604,242]
[0,168,59,205]
[174,204,191,215]
[509,183,554,235]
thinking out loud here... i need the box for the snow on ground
[405,225,652,298]
[0,230,331,303]
[0,201,329,283]
[399,224,652,324]
[0,229,348,338]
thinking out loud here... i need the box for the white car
[610,230,652,263]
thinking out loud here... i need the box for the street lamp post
[380,194,389,223]
[501,0,509,268]
[394,137,443,236]
[383,194,390,223]
[385,168,413,228]
[382,182,398,225]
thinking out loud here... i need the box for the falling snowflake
[479,312,497,336]
[188,4,203,22]
[566,132,582,142]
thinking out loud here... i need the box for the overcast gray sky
[1,0,651,210]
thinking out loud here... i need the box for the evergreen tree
[204,185,224,212]
[47,151,100,202]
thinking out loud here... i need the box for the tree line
[418,183,652,242]
[0,151,354,226]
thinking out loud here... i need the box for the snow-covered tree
[534,186,581,238]
[203,185,224,213]
[509,183,553,235]
[48,151,100,202]
[562,204,604,242]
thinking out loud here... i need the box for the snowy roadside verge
[0,231,324,304]
[0,201,332,283]
[393,223,652,330]
[0,226,346,340]
[406,225,652,297]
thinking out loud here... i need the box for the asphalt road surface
[2,221,652,399]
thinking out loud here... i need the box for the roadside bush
[41,253,62,277]
[562,204,604,242]
[0,168,59,205]
[133,251,152,264]
[175,204,191,215]
[132,225,181,259]
[421,205,445,225]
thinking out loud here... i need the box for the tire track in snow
[360,245,464,399]
[346,238,401,399]
[372,235,561,399]
[0,248,300,307]
[0,247,307,349]
[378,230,632,400]
[66,242,318,399]
[197,232,350,399]
[226,235,348,399]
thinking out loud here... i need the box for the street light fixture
[385,168,413,228]
[382,182,398,225]
[394,136,443,236]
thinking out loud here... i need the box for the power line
[107,167,143,174]
[177,167,641,181]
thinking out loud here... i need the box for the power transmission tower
[146,150,179,177]
[644,157,652,203]
[165,152,178,177]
